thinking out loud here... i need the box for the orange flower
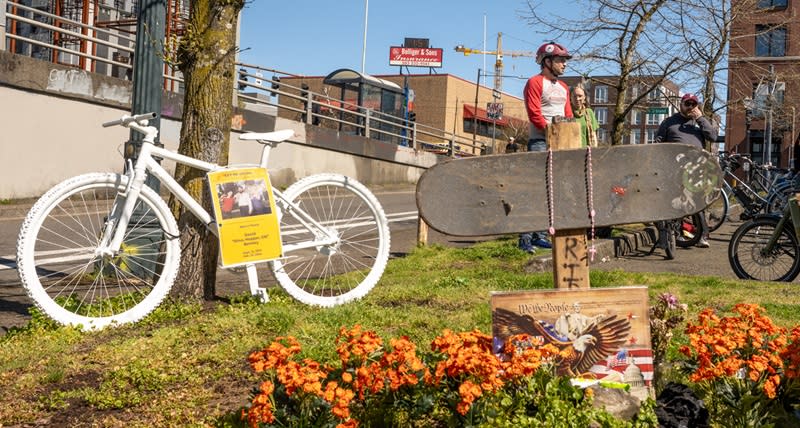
[336,420,358,428]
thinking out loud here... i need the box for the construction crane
[454,32,536,94]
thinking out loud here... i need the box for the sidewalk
[524,225,657,273]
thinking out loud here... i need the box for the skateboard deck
[416,144,721,236]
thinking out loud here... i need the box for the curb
[524,226,657,273]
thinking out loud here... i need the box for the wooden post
[417,217,429,246]
[547,122,591,289]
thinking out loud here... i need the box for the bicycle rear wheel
[272,174,390,306]
[676,213,703,248]
[766,182,793,214]
[16,173,180,329]
[728,217,800,281]
[705,188,729,232]
[664,223,676,260]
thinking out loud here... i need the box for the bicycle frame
[761,195,800,253]
[100,119,339,261]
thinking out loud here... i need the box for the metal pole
[361,0,368,74]
[765,65,776,166]
[125,0,166,280]
[128,0,166,157]
[791,106,796,169]
[472,69,480,148]
[0,0,7,51]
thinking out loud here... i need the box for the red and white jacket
[523,74,573,141]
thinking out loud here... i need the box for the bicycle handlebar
[102,112,157,128]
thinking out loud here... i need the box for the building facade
[561,76,680,146]
[727,0,800,168]
[279,71,528,155]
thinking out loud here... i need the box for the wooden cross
[546,122,590,289]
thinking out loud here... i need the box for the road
[0,186,746,333]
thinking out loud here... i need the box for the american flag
[589,348,654,386]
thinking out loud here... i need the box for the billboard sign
[389,46,443,68]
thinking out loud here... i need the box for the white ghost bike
[16,113,390,329]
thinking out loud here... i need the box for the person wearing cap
[656,93,719,248]
[517,41,574,254]
[505,137,519,153]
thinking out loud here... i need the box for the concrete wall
[0,51,438,199]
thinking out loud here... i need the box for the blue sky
[238,1,567,98]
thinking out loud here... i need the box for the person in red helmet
[656,93,719,248]
[525,42,574,144]
[518,42,574,254]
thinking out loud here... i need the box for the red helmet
[536,42,572,64]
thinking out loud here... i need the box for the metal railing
[235,67,483,157]
[3,2,484,157]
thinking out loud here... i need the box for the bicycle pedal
[682,231,695,239]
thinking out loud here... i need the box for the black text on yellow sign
[207,167,282,267]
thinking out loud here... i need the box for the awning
[323,69,403,93]
[463,104,509,126]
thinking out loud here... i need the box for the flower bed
[240,302,800,427]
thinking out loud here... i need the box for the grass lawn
[1,236,799,426]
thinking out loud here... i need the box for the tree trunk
[170,0,244,301]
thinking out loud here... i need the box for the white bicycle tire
[272,173,390,306]
[16,173,181,330]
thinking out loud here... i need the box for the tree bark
[170,0,244,301]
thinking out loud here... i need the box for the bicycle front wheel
[272,174,390,306]
[705,188,729,233]
[728,217,800,281]
[16,173,181,329]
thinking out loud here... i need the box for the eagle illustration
[493,307,631,377]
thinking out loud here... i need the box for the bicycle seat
[239,129,295,143]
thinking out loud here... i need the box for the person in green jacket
[571,86,599,147]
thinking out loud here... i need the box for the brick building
[726,0,800,168]
[560,76,680,145]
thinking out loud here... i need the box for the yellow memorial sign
[207,167,282,267]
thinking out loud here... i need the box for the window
[629,84,639,101]
[758,0,787,9]
[594,86,608,103]
[752,81,786,117]
[646,113,661,125]
[648,86,662,101]
[646,129,658,144]
[630,130,641,145]
[597,128,607,144]
[595,107,608,125]
[631,109,642,125]
[756,25,786,57]
[463,118,502,139]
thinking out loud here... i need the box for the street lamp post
[361,0,368,74]
[743,96,753,156]
[764,65,777,166]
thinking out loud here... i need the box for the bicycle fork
[760,199,800,256]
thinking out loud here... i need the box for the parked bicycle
[728,174,800,281]
[705,152,795,232]
[649,213,705,260]
[16,113,391,329]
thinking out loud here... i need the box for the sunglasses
[683,101,697,107]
